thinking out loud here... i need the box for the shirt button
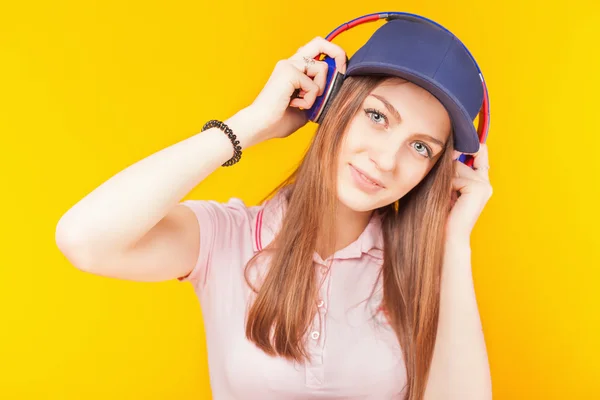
[311,331,320,340]
[317,300,325,308]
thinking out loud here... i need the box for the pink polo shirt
[178,189,408,399]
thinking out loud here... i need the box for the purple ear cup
[305,56,346,124]
[457,153,469,163]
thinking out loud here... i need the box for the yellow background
[1,0,598,398]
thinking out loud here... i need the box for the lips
[350,164,385,188]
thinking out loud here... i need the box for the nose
[368,136,401,172]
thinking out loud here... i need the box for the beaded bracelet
[202,119,242,167]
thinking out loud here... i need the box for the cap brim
[346,62,481,154]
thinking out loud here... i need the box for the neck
[316,201,372,260]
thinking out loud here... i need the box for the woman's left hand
[446,143,493,239]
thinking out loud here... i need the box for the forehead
[368,78,452,138]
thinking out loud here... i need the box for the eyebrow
[368,94,446,148]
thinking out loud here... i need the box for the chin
[337,189,378,212]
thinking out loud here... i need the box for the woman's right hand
[248,36,347,142]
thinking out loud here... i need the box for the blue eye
[364,108,433,159]
[413,142,433,159]
[364,108,388,126]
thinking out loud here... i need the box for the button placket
[305,260,332,387]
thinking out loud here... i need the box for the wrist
[224,106,272,150]
[444,234,471,251]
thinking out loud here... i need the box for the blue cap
[346,18,484,154]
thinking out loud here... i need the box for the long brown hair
[244,75,455,400]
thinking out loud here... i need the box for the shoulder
[177,197,263,287]
[177,189,289,287]
[181,197,258,223]
[179,197,265,247]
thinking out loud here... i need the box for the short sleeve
[176,197,255,289]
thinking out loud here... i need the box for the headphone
[304,12,490,168]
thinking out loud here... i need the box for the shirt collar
[252,188,384,262]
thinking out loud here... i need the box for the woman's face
[336,78,452,212]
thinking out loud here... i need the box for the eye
[364,108,388,126]
[413,141,433,159]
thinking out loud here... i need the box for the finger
[288,58,328,96]
[470,143,490,180]
[288,67,320,109]
[306,61,328,96]
[294,36,347,74]
[452,176,493,200]
[451,176,472,194]
[454,159,485,182]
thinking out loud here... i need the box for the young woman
[56,17,493,400]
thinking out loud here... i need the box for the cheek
[338,123,369,161]
[384,165,431,203]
